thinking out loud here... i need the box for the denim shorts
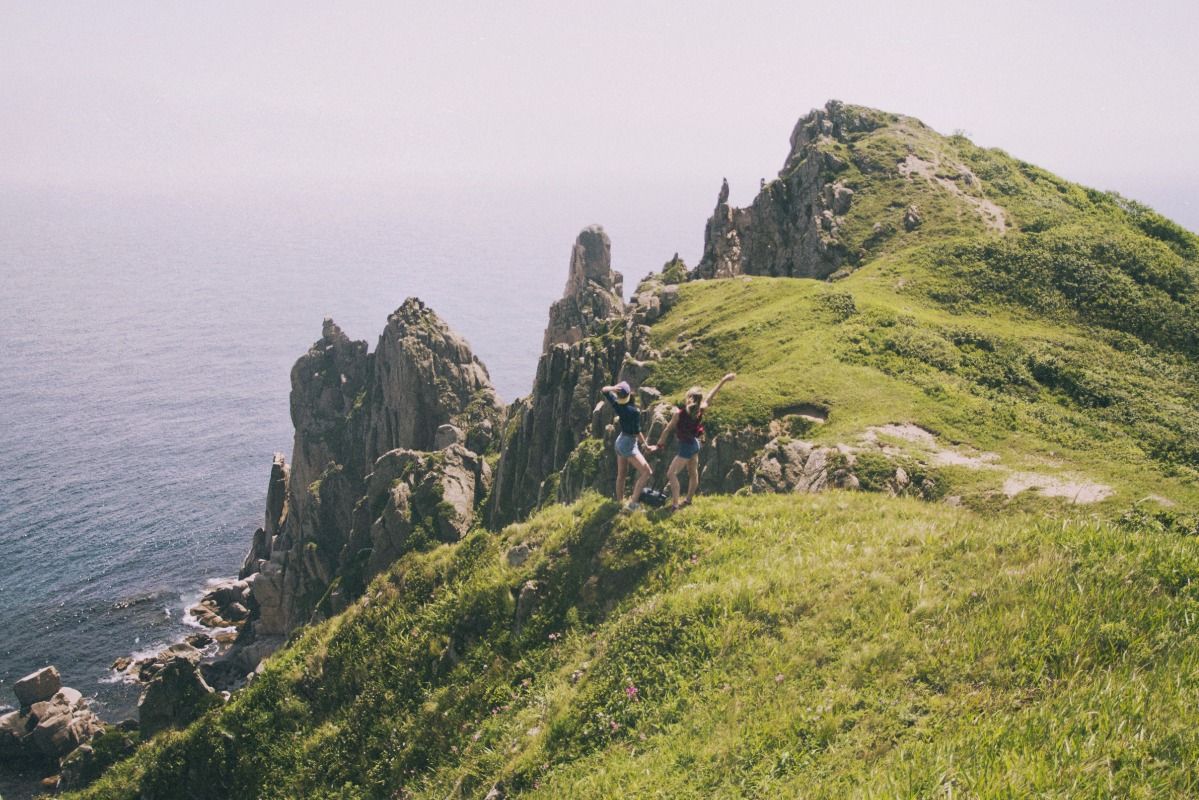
[615,432,640,458]
[677,437,701,459]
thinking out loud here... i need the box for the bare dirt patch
[899,155,1008,233]
[861,423,1112,505]
[1002,473,1114,504]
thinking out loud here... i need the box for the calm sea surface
[0,181,708,729]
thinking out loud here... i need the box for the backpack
[639,487,669,508]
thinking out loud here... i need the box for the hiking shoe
[623,501,641,513]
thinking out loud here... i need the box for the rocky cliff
[693,101,877,280]
[487,226,679,525]
[692,99,1010,281]
[238,299,502,653]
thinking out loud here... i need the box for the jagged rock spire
[693,100,876,281]
[543,225,625,350]
[243,301,502,639]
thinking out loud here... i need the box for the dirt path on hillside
[862,423,1112,504]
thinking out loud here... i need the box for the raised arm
[702,373,736,407]
[594,385,617,414]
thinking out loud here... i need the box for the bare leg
[666,456,687,507]
[629,451,653,503]
[615,456,628,503]
[685,457,700,502]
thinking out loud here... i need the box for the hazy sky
[3,0,1197,228]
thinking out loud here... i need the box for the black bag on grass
[639,487,669,508]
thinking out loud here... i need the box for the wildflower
[609,720,620,732]
[774,673,785,684]
[548,631,561,641]
[625,684,639,699]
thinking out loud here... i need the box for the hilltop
[44,101,1199,797]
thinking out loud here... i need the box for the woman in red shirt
[656,372,735,511]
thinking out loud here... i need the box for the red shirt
[676,406,704,440]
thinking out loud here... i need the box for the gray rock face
[434,423,462,449]
[2,677,104,764]
[364,298,501,462]
[240,453,289,579]
[487,230,692,524]
[543,225,625,350]
[339,444,491,597]
[693,100,882,280]
[138,656,222,740]
[0,708,31,761]
[489,227,661,525]
[29,689,103,759]
[286,318,372,533]
[903,204,923,231]
[243,301,502,638]
[751,439,856,494]
[488,340,632,525]
[14,666,61,709]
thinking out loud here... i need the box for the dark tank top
[676,406,704,440]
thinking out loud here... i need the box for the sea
[0,179,708,738]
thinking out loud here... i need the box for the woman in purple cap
[596,381,658,511]
[656,372,735,510]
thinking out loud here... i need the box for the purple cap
[614,381,632,396]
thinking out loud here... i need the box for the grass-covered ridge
[70,493,1199,798]
[649,274,1199,514]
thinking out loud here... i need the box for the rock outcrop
[14,665,61,710]
[336,444,491,600]
[489,227,665,526]
[693,100,883,280]
[364,298,501,460]
[1,667,104,768]
[239,300,503,645]
[137,656,222,740]
[542,225,624,349]
[240,453,289,579]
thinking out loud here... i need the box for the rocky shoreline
[0,576,281,795]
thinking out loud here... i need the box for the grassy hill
[64,104,1199,797]
[652,102,1199,515]
[71,493,1199,798]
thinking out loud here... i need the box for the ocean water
[0,180,709,727]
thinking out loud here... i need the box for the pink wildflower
[625,684,639,699]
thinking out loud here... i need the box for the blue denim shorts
[677,437,701,459]
[615,432,640,458]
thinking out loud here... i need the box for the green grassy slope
[649,274,1199,515]
[71,493,1199,798]
[650,104,1199,513]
